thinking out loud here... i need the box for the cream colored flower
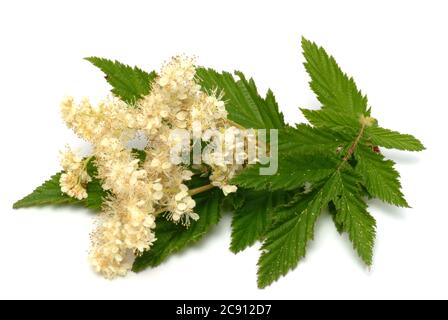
[222,185,238,196]
[59,148,91,200]
[60,55,253,279]
[60,172,88,200]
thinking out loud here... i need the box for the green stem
[338,122,366,170]
[188,184,215,196]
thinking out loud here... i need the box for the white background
[0,0,447,300]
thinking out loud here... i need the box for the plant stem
[338,122,367,169]
[188,184,215,196]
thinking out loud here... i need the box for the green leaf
[232,154,338,191]
[333,169,376,265]
[222,188,248,213]
[257,173,342,288]
[254,160,376,287]
[84,178,108,211]
[301,37,368,116]
[257,194,318,288]
[230,190,290,253]
[365,126,425,151]
[301,108,360,133]
[355,146,409,207]
[85,57,157,104]
[13,173,79,209]
[196,68,285,129]
[278,124,348,154]
[14,157,111,211]
[132,188,223,271]
[240,37,427,289]
[13,172,107,211]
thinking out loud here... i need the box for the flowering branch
[12,38,424,288]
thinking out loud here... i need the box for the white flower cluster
[59,148,91,200]
[59,56,246,278]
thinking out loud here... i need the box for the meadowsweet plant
[13,38,424,288]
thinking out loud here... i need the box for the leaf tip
[416,141,426,152]
[301,36,318,53]
[301,36,310,46]
[229,244,240,255]
[256,270,271,289]
[257,280,268,289]
[12,201,21,209]
[84,56,97,64]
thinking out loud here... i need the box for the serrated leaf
[241,37,427,289]
[225,189,246,211]
[355,146,409,207]
[85,57,157,104]
[257,194,318,288]
[232,154,338,191]
[196,68,285,129]
[84,178,108,211]
[230,190,290,253]
[301,108,360,133]
[14,157,112,211]
[13,172,107,211]
[13,173,80,209]
[132,188,223,271]
[333,169,376,265]
[365,126,425,151]
[301,37,368,116]
[278,124,348,154]
[257,173,343,288]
